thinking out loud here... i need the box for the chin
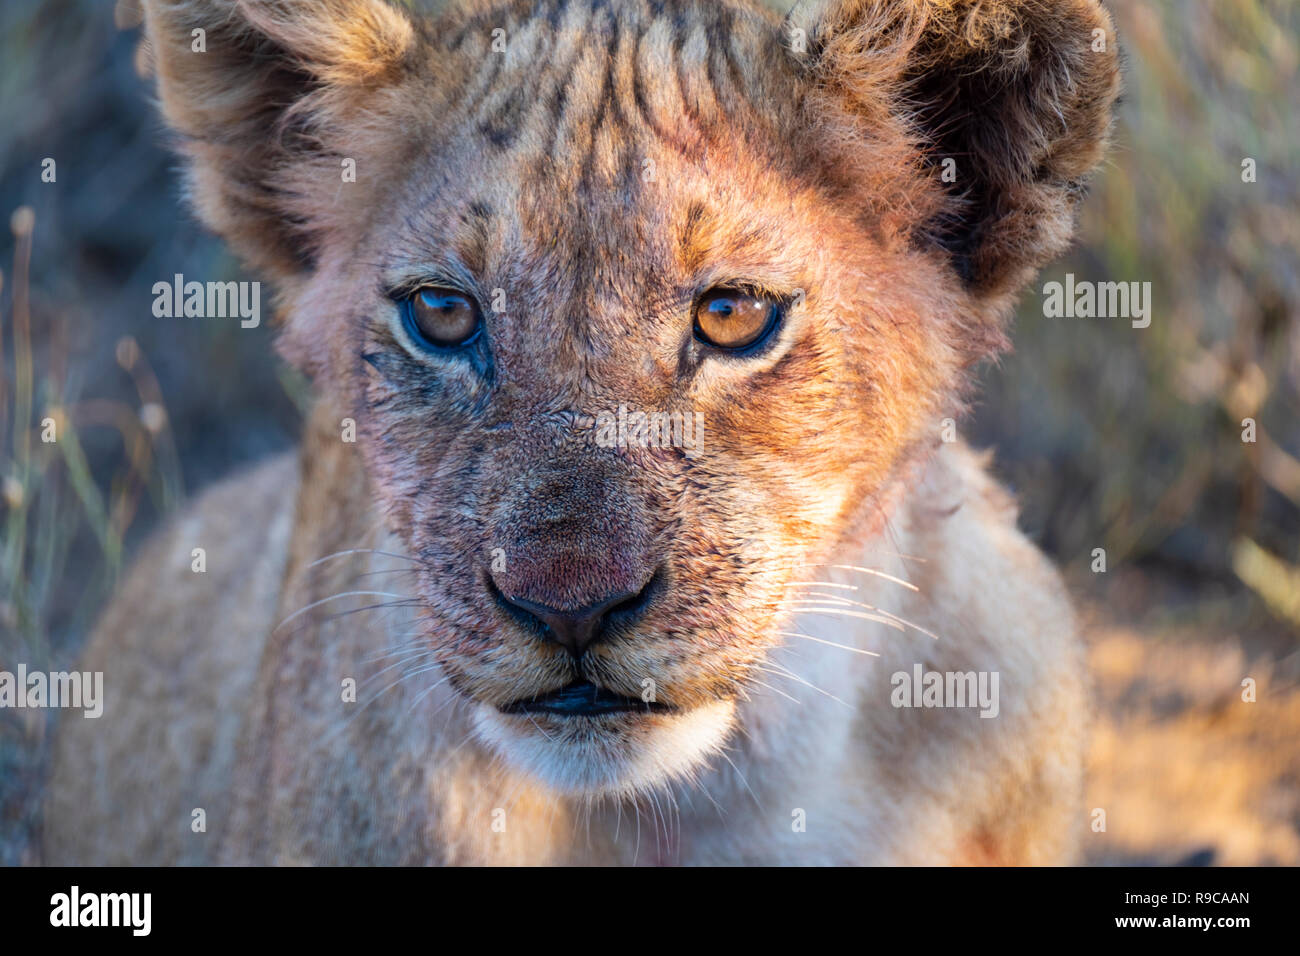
[471,699,737,799]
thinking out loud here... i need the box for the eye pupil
[405,285,481,348]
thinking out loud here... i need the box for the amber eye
[403,286,482,348]
[692,289,781,351]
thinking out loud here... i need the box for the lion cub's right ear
[794,0,1120,307]
[140,0,426,279]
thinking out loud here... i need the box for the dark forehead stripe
[455,202,494,275]
[444,0,785,174]
[575,6,635,192]
[675,199,774,273]
[678,200,710,273]
[479,87,531,148]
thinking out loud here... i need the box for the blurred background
[1,0,1297,865]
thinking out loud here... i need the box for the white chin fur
[472,700,736,798]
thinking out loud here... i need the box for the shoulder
[904,441,1075,639]
[43,451,299,864]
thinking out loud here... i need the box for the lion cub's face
[345,2,964,797]
[144,0,1117,796]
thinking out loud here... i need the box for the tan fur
[46,0,1117,864]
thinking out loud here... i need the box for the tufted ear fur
[139,0,425,279]
[794,0,1121,302]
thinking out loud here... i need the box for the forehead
[390,0,809,274]
[434,0,792,151]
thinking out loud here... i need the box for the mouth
[500,680,674,718]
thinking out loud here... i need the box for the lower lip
[501,681,671,718]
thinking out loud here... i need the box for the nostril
[485,573,549,638]
[485,566,662,657]
[601,567,662,625]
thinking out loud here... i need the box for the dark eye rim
[399,285,484,350]
[691,287,786,354]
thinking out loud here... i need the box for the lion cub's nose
[489,572,658,657]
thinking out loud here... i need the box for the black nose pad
[489,572,659,657]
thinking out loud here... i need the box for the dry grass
[1086,615,1300,866]
[0,206,185,864]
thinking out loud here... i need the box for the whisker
[757,662,850,708]
[766,562,920,591]
[275,590,412,631]
[321,660,444,744]
[717,747,763,811]
[824,564,919,591]
[647,787,666,859]
[526,713,555,742]
[777,631,881,657]
[353,567,422,580]
[871,608,939,640]
[426,686,464,727]
[315,599,426,628]
[677,765,727,821]
[775,594,941,639]
[305,548,425,570]
[362,638,432,665]
[776,596,857,607]
[360,650,433,689]
[777,606,906,631]
[744,676,802,705]
[632,801,642,865]
[782,581,859,591]
[403,674,453,717]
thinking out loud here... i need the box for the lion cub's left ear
[794,0,1121,302]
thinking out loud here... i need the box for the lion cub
[47,0,1118,865]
